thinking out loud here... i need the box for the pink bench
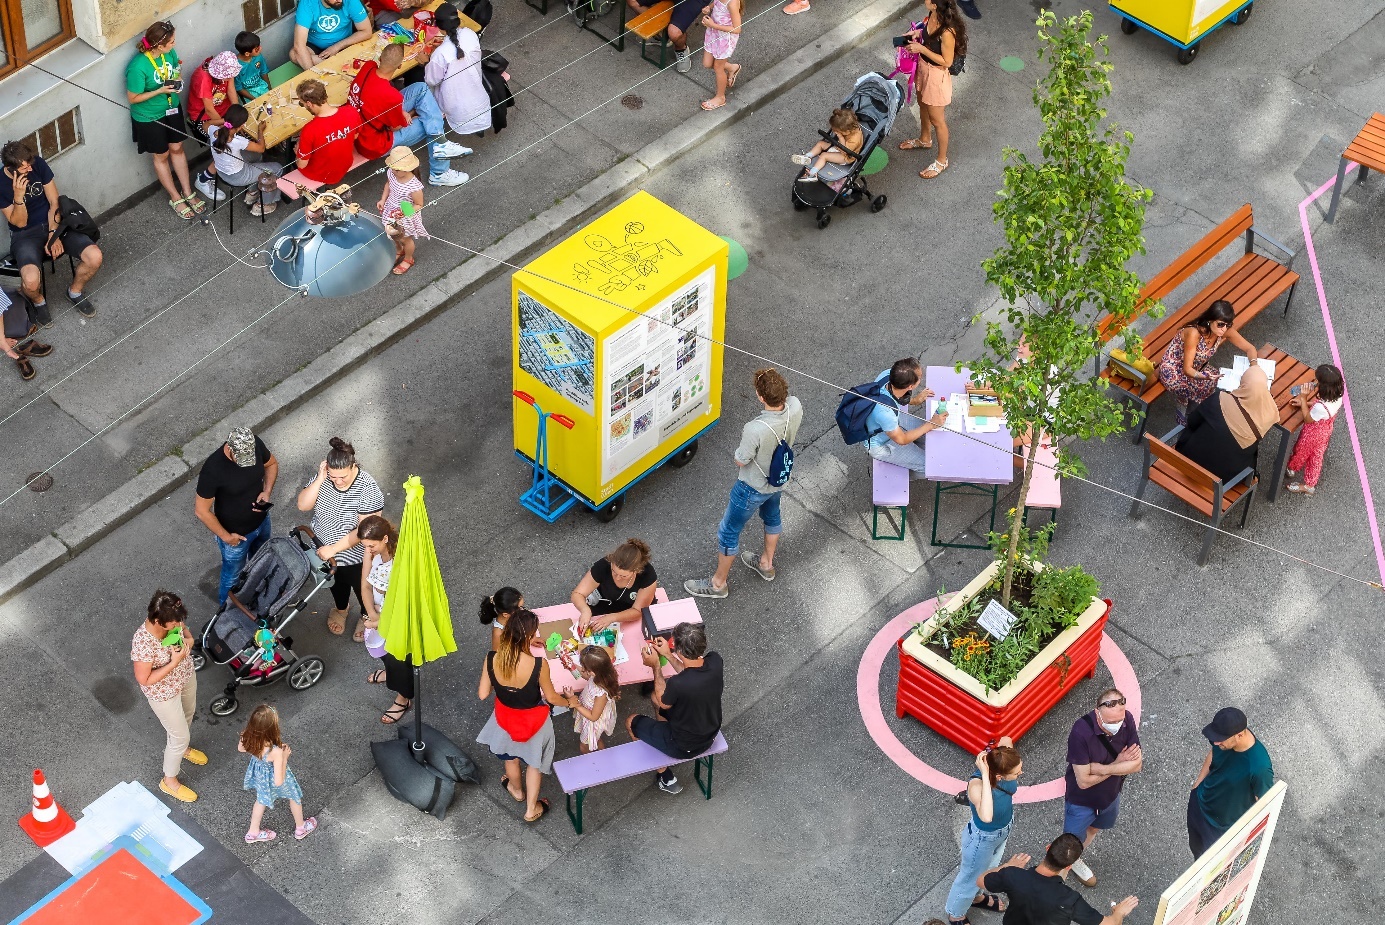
[276,150,373,200]
[1021,441,1062,529]
[872,458,910,540]
[553,731,728,833]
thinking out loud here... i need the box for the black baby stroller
[192,527,333,716]
[791,72,904,229]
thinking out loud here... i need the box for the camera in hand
[163,78,183,91]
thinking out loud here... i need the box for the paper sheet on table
[926,395,967,433]
[965,415,1004,434]
[1218,356,1276,391]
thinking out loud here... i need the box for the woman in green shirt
[125,21,205,220]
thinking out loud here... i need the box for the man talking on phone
[195,426,278,606]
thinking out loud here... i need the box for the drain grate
[25,472,53,493]
[621,94,644,110]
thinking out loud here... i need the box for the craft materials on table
[1217,355,1276,391]
[44,781,203,876]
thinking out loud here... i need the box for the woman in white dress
[425,3,492,136]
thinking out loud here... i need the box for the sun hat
[386,145,420,172]
[227,426,258,467]
[207,51,243,81]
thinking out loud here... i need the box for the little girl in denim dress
[239,704,317,843]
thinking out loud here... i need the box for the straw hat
[386,145,420,172]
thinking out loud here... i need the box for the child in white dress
[560,646,619,753]
[377,145,427,275]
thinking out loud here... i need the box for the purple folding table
[923,365,1014,547]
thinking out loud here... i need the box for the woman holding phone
[131,590,207,803]
[125,21,205,219]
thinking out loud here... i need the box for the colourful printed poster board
[512,191,728,505]
[1151,780,1286,925]
[12,846,211,925]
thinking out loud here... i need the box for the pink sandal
[245,829,277,843]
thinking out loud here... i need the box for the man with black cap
[1187,707,1273,857]
[195,426,278,606]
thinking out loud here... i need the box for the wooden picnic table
[1326,112,1385,223]
[1255,343,1318,503]
[243,0,481,147]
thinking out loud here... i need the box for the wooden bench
[1020,441,1061,529]
[267,61,304,88]
[1096,205,1300,443]
[1326,112,1385,223]
[628,1,676,68]
[275,151,373,200]
[871,458,910,540]
[1128,426,1257,566]
[552,731,728,833]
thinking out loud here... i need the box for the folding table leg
[565,789,586,834]
[694,755,714,799]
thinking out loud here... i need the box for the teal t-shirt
[235,54,270,95]
[296,0,369,51]
[126,49,182,123]
[1196,738,1273,829]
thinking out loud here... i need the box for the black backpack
[49,195,100,245]
[463,0,493,30]
[755,419,795,488]
[835,375,893,445]
[949,53,966,76]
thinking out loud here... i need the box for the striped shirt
[307,469,384,566]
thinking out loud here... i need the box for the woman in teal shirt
[125,21,205,219]
[944,740,1022,923]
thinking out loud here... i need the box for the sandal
[700,99,726,111]
[921,158,949,179]
[15,357,35,381]
[523,798,550,823]
[727,64,741,89]
[381,700,411,724]
[367,668,387,684]
[971,894,1006,912]
[327,610,346,635]
[245,829,277,843]
[899,137,933,151]
[501,776,524,803]
[186,192,208,214]
[352,619,366,642]
[295,817,318,840]
[169,198,195,220]
[392,258,414,275]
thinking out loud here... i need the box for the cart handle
[513,390,536,405]
[551,414,575,430]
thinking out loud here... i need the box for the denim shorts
[1063,793,1120,835]
[715,479,783,556]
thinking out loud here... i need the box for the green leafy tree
[972,10,1154,607]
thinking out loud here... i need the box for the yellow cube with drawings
[512,191,728,509]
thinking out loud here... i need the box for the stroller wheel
[816,214,831,230]
[210,695,239,716]
[870,194,888,213]
[191,648,207,672]
[288,656,326,691]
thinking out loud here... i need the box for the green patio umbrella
[371,476,476,819]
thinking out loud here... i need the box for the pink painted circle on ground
[856,597,1141,804]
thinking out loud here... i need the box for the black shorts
[630,714,698,761]
[131,110,189,155]
[9,225,97,271]
[329,560,367,611]
[668,0,702,34]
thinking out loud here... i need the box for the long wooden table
[244,0,481,147]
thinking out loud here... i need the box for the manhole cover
[621,94,644,110]
[25,472,53,493]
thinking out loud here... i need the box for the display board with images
[517,291,596,415]
[600,268,716,482]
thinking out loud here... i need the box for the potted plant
[894,11,1152,753]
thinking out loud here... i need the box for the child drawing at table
[560,646,619,753]
[1286,363,1344,496]
[238,704,317,843]
[699,0,743,111]
[377,145,427,275]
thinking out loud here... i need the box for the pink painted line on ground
[1296,164,1385,583]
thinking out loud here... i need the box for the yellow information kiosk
[512,191,728,522]
[1110,0,1256,64]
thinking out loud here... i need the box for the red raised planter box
[894,561,1111,754]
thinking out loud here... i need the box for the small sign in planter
[977,600,1019,639]
[894,560,1110,754]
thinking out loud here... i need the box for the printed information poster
[517,291,596,415]
[1151,780,1286,925]
[600,266,715,482]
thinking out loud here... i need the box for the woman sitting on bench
[1157,300,1257,425]
[1175,365,1276,481]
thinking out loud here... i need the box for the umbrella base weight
[372,724,479,820]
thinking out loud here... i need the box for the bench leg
[1239,485,1256,528]
[1326,156,1349,223]
[1266,426,1295,503]
[872,505,907,541]
[1129,475,1149,518]
[1199,512,1222,566]
[1129,398,1150,444]
[694,755,714,799]
[1359,165,1370,185]
[565,789,586,834]
[1283,279,1297,317]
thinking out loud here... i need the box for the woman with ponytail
[943,740,1022,923]
[479,587,524,651]
[424,2,492,137]
[208,105,284,217]
[126,21,204,219]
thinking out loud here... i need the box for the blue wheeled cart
[1111,0,1256,65]
[512,390,712,523]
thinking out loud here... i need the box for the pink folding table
[531,591,703,693]
[923,365,1014,548]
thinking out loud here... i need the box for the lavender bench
[552,731,729,834]
[872,458,910,540]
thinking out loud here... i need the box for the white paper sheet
[1218,356,1276,391]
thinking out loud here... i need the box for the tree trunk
[1000,437,1042,608]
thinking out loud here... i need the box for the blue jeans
[867,410,928,474]
[944,820,1011,918]
[394,83,449,180]
[215,515,272,606]
[1063,794,1120,836]
[715,479,782,556]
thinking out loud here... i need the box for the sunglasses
[1099,697,1127,709]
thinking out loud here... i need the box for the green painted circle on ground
[720,236,749,281]
[999,55,1026,72]
[862,146,889,176]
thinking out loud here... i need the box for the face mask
[1100,718,1122,735]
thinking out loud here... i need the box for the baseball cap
[227,427,258,467]
[1202,707,1247,744]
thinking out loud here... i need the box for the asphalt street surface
[3,1,1384,923]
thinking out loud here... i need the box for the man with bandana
[1062,688,1143,889]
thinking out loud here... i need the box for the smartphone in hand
[893,35,909,47]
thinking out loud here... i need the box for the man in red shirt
[346,43,468,185]
[294,79,364,185]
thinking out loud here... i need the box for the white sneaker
[1069,857,1097,887]
[790,153,812,166]
[195,176,220,202]
[433,140,473,158]
[674,48,692,73]
[429,169,469,187]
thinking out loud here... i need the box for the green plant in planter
[970,9,1156,609]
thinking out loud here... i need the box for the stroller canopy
[232,536,317,620]
[845,72,904,144]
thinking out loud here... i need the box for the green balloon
[720,236,749,281]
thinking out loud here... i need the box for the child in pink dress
[377,145,428,276]
[699,0,743,111]
[1286,364,1345,496]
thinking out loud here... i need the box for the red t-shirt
[346,61,406,160]
[297,105,364,184]
[367,0,405,13]
[186,59,234,126]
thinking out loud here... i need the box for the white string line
[423,230,1385,593]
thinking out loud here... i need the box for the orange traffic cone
[18,769,75,847]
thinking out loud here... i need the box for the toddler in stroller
[792,108,864,186]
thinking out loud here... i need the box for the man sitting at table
[862,357,949,475]
[348,43,470,186]
[295,79,364,185]
[625,622,723,796]
[292,0,373,69]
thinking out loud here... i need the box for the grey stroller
[791,72,904,229]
